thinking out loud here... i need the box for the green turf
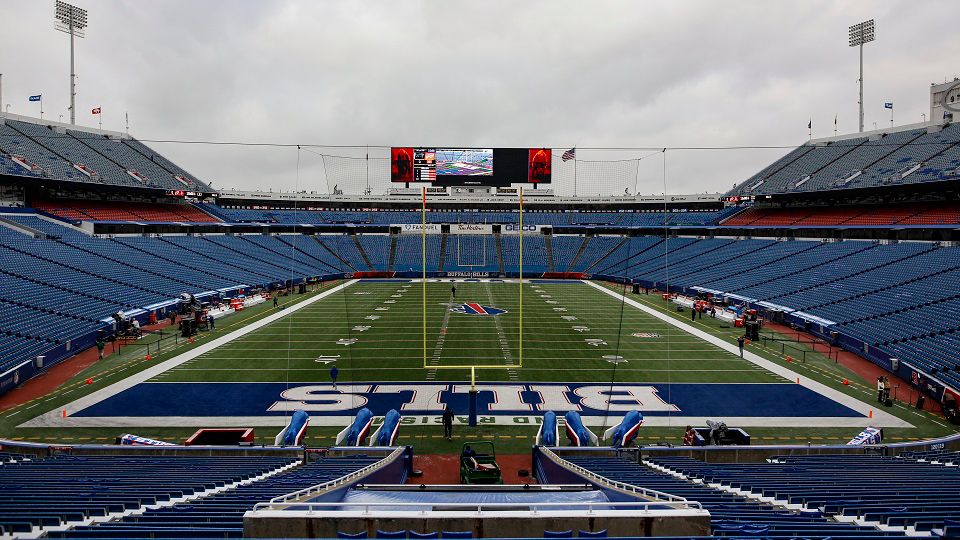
[158,281,778,384]
[1,279,957,452]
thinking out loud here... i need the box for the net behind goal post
[456,235,487,268]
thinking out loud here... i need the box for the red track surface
[763,321,941,413]
[407,454,535,485]
[0,319,177,412]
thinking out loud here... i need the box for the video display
[391,147,551,186]
[435,148,493,176]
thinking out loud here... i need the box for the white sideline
[19,280,358,429]
[582,280,912,429]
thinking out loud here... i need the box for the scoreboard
[413,148,437,182]
[392,147,551,186]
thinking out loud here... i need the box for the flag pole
[39,95,44,119]
[574,156,578,197]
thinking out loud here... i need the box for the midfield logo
[451,303,508,316]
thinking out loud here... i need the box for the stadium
[1,1,960,539]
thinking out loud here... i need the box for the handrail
[251,499,703,513]
[538,447,692,504]
[268,446,406,504]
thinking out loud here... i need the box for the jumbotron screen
[391,147,551,186]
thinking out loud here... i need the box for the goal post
[420,187,524,376]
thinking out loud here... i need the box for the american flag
[561,147,576,162]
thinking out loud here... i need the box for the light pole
[849,19,875,133]
[55,0,88,125]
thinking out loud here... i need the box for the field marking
[426,295,456,380]
[20,280,359,428]
[582,280,913,429]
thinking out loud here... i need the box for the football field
[19,279,914,434]
[156,280,778,384]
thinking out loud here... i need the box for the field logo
[632,332,661,338]
[451,303,508,316]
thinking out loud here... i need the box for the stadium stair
[582,237,629,274]
[157,236,279,284]
[437,233,449,272]
[312,236,358,273]
[273,235,345,274]
[565,237,590,272]
[388,234,399,272]
[352,235,375,271]
[545,235,555,273]
[495,233,504,274]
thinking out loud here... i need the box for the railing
[268,446,406,504]
[758,331,840,362]
[538,447,692,504]
[251,499,703,515]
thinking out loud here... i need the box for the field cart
[459,441,503,484]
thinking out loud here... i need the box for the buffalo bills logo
[451,303,508,316]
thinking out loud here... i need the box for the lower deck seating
[647,454,960,536]
[0,454,297,535]
[48,454,382,539]
[555,455,904,539]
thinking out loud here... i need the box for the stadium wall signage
[453,223,493,235]
[501,224,548,234]
[399,223,442,234]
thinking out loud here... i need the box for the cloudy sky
[1,0,957,196]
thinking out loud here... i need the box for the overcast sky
[2,0,958,196]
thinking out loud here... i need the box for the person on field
[330,365,339,390]
[442,406,455,440]
[96,337,106,359]
[706,420,727,445]
[451,284,457,298]
[273,295,279,308]
[682,426,696,446]
[737,336,745,358]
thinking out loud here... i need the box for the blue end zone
[71,382,862,418]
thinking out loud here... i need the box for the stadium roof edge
[0,111,128,139]
[810,119,938,145]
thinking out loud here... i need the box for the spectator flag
[28,94,41,102]
[91,107,101,114]
[561,147,576,162]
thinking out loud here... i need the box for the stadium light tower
[55,0,88,125]
[849,19,875,133]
